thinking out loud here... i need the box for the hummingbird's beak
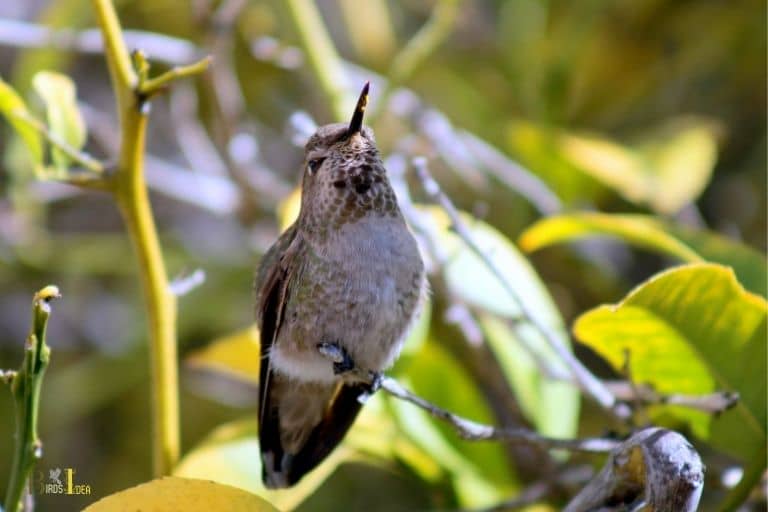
[347,81,370,137]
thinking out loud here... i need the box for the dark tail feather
[259,376,366,488]
[286,383,366,483]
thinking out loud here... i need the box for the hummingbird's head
[298,83,400,237]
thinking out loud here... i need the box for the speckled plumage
[255,107,426,488]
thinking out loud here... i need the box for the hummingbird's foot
[317,342,355,375]
[362,371,382,394]
[355,371,382,404]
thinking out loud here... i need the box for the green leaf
[32,71,86,171]
[419,206,580,439]
[0,76,43,171]
[519,212,767,296]
[573,263,767,468]
[671,225,767,298]
[84,476,279,512]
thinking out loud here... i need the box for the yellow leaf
[83,476,279,512]
[186,326,260,384]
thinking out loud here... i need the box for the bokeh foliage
[0,0,765,510]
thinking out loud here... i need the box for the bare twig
[138,56,213,98]
[444,302,484,346]
[378,376,619,453]
[458,131,562,214]
[169,269,206,297]
[411,157,629,419]
[605,381,739,415]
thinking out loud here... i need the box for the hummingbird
[255,82,427,488]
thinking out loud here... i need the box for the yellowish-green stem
[113,108,180,477]
[139,56,213,98]
[4,286,60,512]
[91,0,180,476]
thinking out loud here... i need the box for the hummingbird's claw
[364,372,382,394]
[356,372,382,404]
[317,342,355,374]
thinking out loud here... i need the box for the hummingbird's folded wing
[256,227,367,488]
[256,225,299,486]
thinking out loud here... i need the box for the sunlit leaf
[519,212,766,296]
[32,71,87,171]
[574,263,766,469]
[0,76,43,171]
[671,225,767,298]
[83,476,279,511]
[520,213,702,262]
[419,206,580,438]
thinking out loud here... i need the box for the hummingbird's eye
[307,157,327,175]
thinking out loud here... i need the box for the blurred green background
[0,0,765,510]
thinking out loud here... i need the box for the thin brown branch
[605,380,739,415]
[378,376,619,453]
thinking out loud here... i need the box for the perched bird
[255,83,427,488]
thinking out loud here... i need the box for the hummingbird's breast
[270,214,426,384]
